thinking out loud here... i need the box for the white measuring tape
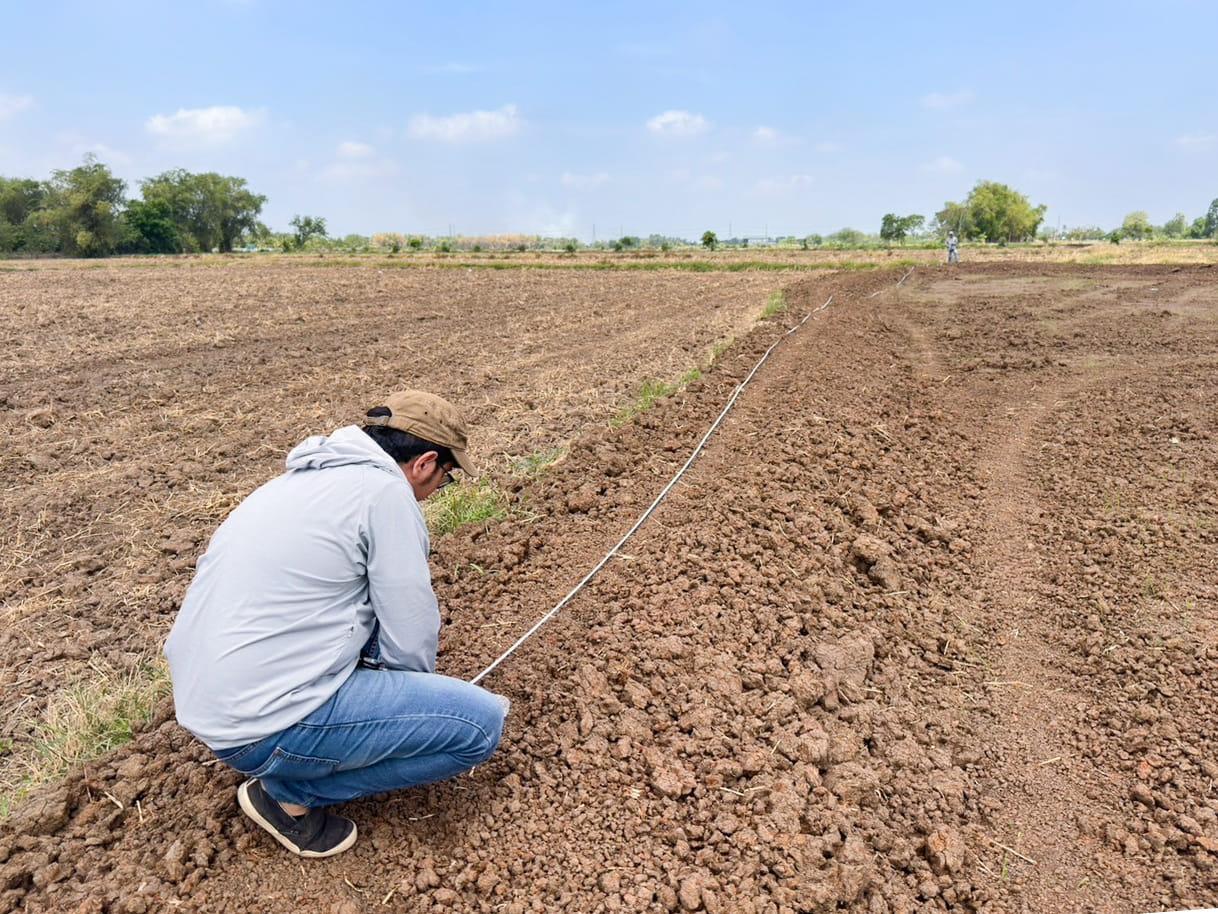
[471,268,914,685]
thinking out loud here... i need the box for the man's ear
[404,451,440,480]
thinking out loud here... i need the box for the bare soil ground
[0,263,780,793]
[2,263,1216,913]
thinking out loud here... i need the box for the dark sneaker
[237,779,357,858]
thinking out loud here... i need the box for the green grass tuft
[509,446,567,478]
[424,478,510,537]
[760,290,788,319]
[613,368,704,427]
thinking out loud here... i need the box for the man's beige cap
[363,390,476,476]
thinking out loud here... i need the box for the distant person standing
[947,231,960,264]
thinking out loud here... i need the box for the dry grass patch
[1,656,170,818]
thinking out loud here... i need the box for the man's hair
[362,407,456,466]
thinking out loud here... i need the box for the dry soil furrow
[967,375,1125,911]
[897,265,1218,912]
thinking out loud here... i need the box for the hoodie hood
[285,425,405,480]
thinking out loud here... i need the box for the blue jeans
[213,667,508,809]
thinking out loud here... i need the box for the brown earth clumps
[0,263,777,777]
[1,263,1216,913]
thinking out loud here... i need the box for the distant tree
[1063,226,1107,241]
[0,177,43,226]
[1205,198,1218,238]
[0,177,51,252]
[932,202,974,240]
[829,227,866,246]
[879,213,925,243]
[701,230,717,250]
[1188,216,1209,239]
[937,181,1045,242]
[1161,212,1188,238]
[804,234,823,248]
[618,235,640,249]
[1121,211,1152,241]
[122,198,182,253]
[563,240,577,253]
[140,169,267,252]
[40,155,128,257]
[290,214,327,249]
[408,236,423,251]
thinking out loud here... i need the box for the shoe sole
[237,780,358,858]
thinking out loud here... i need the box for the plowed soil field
[0,263,779,788]
[2,263,1217,914]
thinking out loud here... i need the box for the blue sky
[1,1,1215,239]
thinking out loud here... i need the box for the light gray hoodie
[164,425,439,750]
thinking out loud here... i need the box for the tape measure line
[471,270,912,686]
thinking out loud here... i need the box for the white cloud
[752,127,803,148]
[753,126,780,145]
[646,109,710,137]
[922,155,964,174]
[920,90,975,110]
[560,171,610,189]
[1176,133,1216,149]
[319,158,399,182]
[337,140,375,159]
[55,131,131,167]
[755,174,814,194]
[145,105,264,144]
[0,93,34,121]
[408,104,521,143]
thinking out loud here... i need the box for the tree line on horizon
[874,182,1217,245]
[1,157,1215,258]
[0,156,274,257]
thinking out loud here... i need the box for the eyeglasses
[437,468,456,490]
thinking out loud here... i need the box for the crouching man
[165,391,507,858]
